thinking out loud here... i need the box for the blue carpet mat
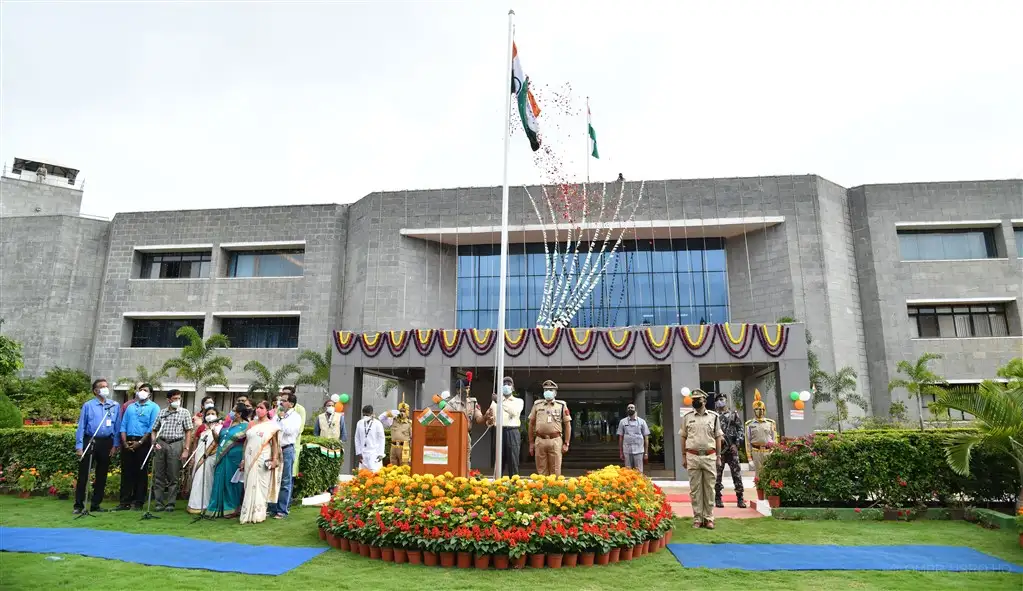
[0,526,328,575]
[667,543,1023,572]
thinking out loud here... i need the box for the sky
[1,1,1021,218]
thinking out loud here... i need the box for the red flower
[854,508,861,513]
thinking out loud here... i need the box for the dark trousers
[119,437,151,507]
[715,445,745,501]
[501,427,521,476]
[74,436,113,510]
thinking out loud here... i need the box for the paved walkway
[667,493,764,519]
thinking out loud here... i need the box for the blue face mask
[502,385,513,396]
[543,390,555,401]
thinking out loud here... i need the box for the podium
[411,409,469,477]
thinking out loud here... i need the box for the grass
[0,496,1020,590]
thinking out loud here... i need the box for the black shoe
[90,507,108,513]
[153,505,165,512]
[715,499,725,508]
[163,506,175,513]
[112,505,132,512]
[737,499,747,508]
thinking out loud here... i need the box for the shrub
[758,429,1019,508]
[294,436,344,499]
[0,394,23,429]
[0,428,79,481]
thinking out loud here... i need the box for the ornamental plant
[16,467,38,492]
[47,471,74,496]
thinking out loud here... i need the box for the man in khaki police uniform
[382,400,412,466]
[680,389,723,529]
[744,389,778,477]
[528,379,572,476]
[447,378,483,473]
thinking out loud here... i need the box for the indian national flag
[418,408,436,426]
[436,409,455,427]
[511,43,542,152]
[588,103,599,159]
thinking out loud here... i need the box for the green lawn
[0,496,1020,590]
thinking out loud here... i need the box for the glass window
[898,229,997,260]
[221,316,300,348]
[908,303,1011,338]
[227,250,304,278]
[1016,229,1023,258]
[130,318,204,348]
[139,252,211,279]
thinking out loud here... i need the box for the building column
[776,359,814,437]
[666,362,701,481]
[329,365,362,474]
[634,390,648,420]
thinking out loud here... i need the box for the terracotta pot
[360,544,371,558]
[547,553,563,568]
[381,547,394,562]
[439,551,456,567]
[768,495,780,508]
[407,550,422,565]
[636,544,645,557]
[642,540,651,554]
[608,548,621,564]
[423,551,439,566]
[579,552,595,566]
[528,553,546,568]
[621,546,634,561]
[492,555,510,570]
[756,488,765,500]
[349,541,360,554]
[319,528,328,541]
[665,530,673,544]
[370,546,382,560]
[563,553,578,567]
[512,554,527,569]
[456,551,472,568]
[474,553,491,569]
[18,491,31,499]
[340,538,351,552]
[325,533,338,548]
[596,552,610,566]
[394,548,408,564]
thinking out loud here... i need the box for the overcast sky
[2,1,1021,218]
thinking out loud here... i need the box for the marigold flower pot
[768,495,780,508]
[546,553,563,568]
[456,551,472,568]
[620,546,634,561]
[360,544,372,558]
[579,552,595,566]
[393,548,408,564]
[439,551,456,567]
[596,552,610,566]
[528,553,546,568]
[406,550,423,565]
[474,553,491,569]
[381,547,394,562]
[608,548,620,563]
[319,528,327,541]
[423,551,439,566]
[563,553,578,567]
[511,554,527,569]
[340,538,351,552]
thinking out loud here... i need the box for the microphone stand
[75,406,111,520]
[140,424,165,520]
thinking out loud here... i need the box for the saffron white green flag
[587,103,599,159]
[510,42,542,152]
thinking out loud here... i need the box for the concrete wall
[0,215,110,374]
[0,177,84,217]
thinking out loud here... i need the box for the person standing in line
[193,395,217,428]
[151,389,194,512]
[269,390,302,519]
[714,394,747,508]
[486,376,524,477]
[207,403,249,518]
[354,405,385,472]
[744,390,778,477]
[280,387,306,481]
[528,380,572,476]
[314,399,347,441]
[381,400,412,467]
[73,379,121,514]
[114,383,159,511]
[186,409,221,514]
[680,389,723,529]
[240,400,283,524]
[617,402,650,473]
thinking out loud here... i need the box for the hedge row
[0,428,343,499]
[758,429,1019,508]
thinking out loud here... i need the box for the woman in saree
[186,409,221,514]
[239,400,283,524]
[207,403,249,518]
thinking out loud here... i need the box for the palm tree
[161,326,232,402]
[888,352,947,430]
[243,360,300,400]
[296,346,332,395]
[929,358,1023,511]
[115,364,168,394]
[816,366,867,433]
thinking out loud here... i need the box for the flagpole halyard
[495,8,515,480]
[586,96,590,184]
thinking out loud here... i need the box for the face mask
[692,400,704,410]
[543,390,555,401]
[502,385,513,396]
[169,400,180,409]
[204,402,214,410]
[98,387,109,398]
[628,409,636,416]
[205,415,217,423]
[137,391,150,401]
[715,401,726,410]
[324,406,334,415]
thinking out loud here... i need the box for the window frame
[897,228,998,261]
[226,249,306,278]
[219,316,301,348]
[138,251,212,280]
[908,303,1010,338]
[129,318,205,348]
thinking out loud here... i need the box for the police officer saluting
[528,380,571,476]
[680,389,723,529]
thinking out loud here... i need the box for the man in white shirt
[486,376,524,476]
[354,405,385,472]
[269,391,303,519]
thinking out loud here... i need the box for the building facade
[2,158,1020,475]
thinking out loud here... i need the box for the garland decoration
[465,328,497,355]
[386,330,409,356]
[641,326,675,361]
[360,332,385,357]
[534,328,562,357]
[677,325,715,358]
[566,328,598,360]
[602,329,636,360]
[333,330,357,355]
[438,329,463,357]
[757,323,789,357]
[413,329,436,356]
[504,328,530,357]
[716,323,754,358]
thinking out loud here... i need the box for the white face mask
[543,390,555,400]
[205,415,217,423]
[324,406,334,415]
[502,385,513,396]
[204,402,214,410]
[98,387,109,398]
[137,391,150,401]
[169,400,181,409]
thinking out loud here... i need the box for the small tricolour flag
[436,409,454,427]
[418,408,436,426]
[511,42,542,152]
[587,102,599,159]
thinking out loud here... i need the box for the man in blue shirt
[113,383,159,511]
[74,378,121,514]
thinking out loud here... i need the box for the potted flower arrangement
[16,468,39,498]
[753,476,765,500]
[48,471,74,500]
[766,479,784,508]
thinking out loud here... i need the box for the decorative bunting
[303,442,342,458]
[641,326,675,360]
[333,330,357,355]
[716,323,754,358]
[413,329,436,356]
[360,332,384,357]
[603,329,636,360]
[504,328,530,357]
[534,327,562,357]
[438,329,462,357]
[386,330,409,356]
[566,328,598,360]
[465,328,497,355]
[677,324,715,358]
[757,323,788,357]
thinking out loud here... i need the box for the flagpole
[494,8,515,480]
[586,96,590,184]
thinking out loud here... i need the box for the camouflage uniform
[714,407,745,507]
